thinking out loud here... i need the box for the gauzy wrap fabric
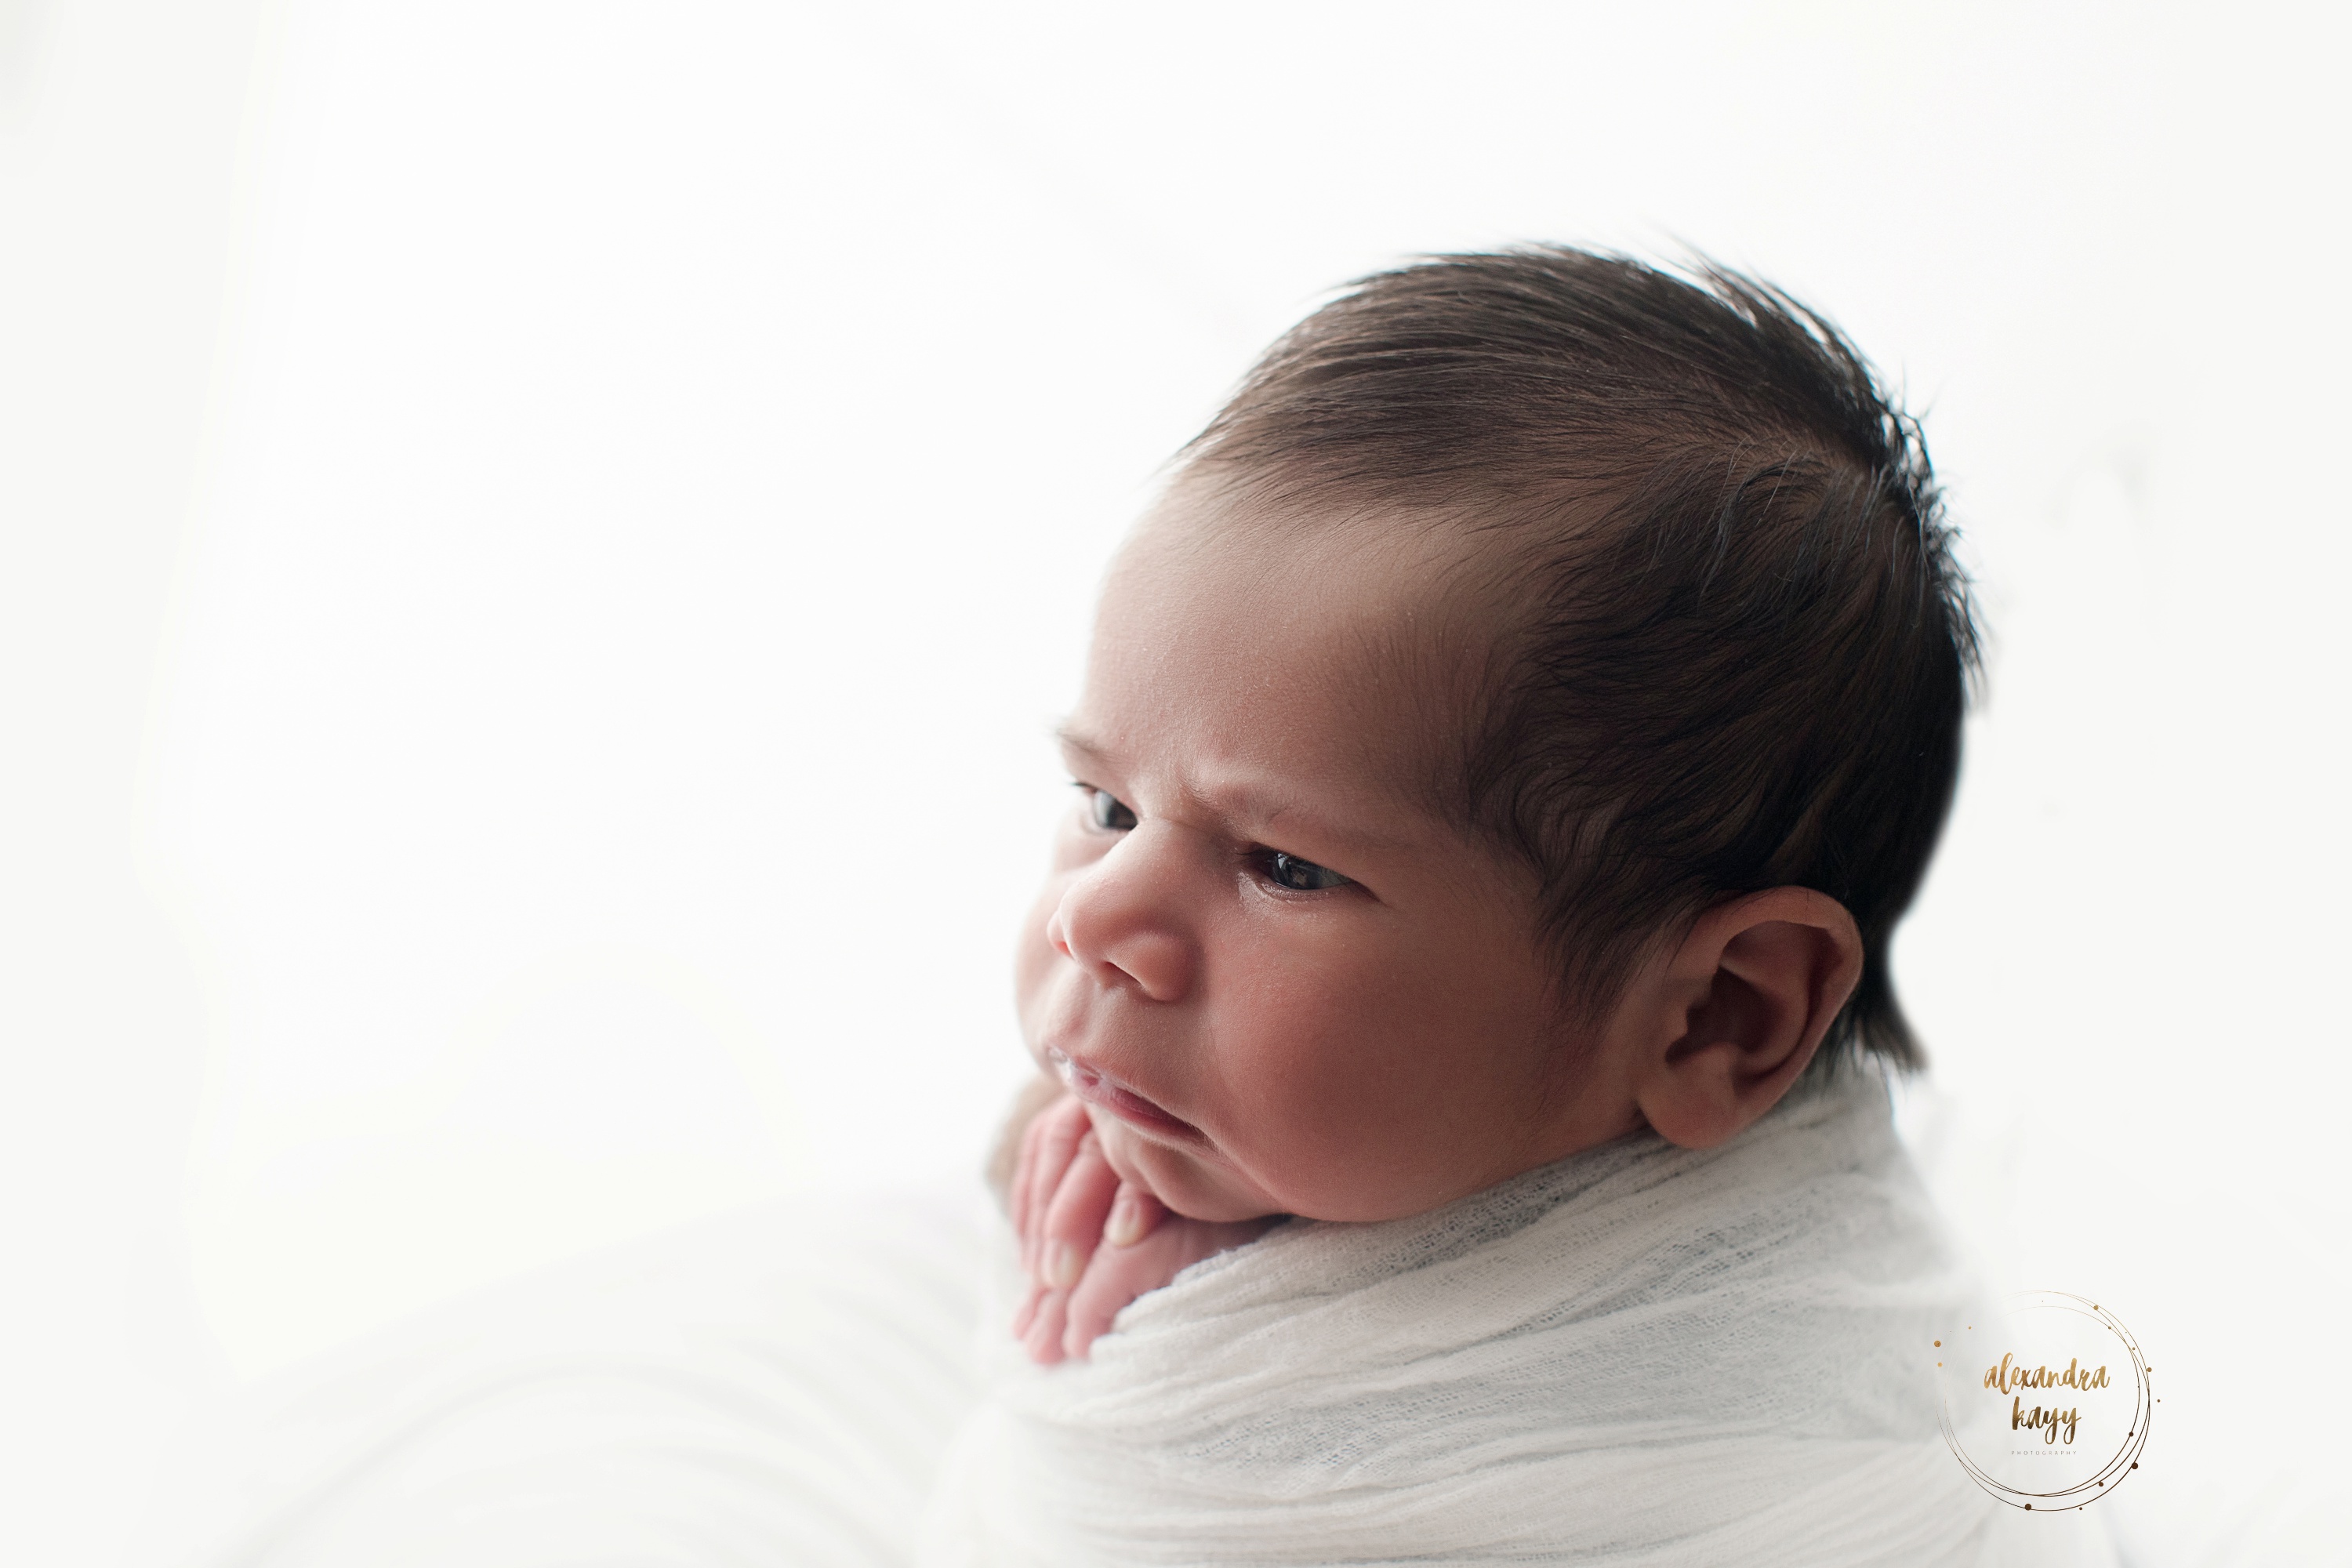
[136,1192,985,1568]
[923,1069,2114,1567]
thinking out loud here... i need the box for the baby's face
[1015,497,1624,1224]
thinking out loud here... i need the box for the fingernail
[1045,1241,1083,1289]
[1104,1198,1143,1248]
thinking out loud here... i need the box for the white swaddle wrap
[925,1069,2111,1567]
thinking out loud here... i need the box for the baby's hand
[1007,1093,1273,1363]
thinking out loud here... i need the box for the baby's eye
[1083,787,1138,832]
[1261,850,1352,892]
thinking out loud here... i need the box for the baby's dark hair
[1179,246,1976,1073]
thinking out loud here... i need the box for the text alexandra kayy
[1983,1352,2111,1447]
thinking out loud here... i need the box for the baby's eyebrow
[1052,719,1418,859]
[1243,795,1404,859]
[1052,721,1112,766]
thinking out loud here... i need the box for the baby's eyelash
[1065,786,1348,890]
[1076,784,1138,832]
[1252,848,1352,893]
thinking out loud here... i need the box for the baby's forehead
[1119,486,1504,661]
[1091,493,1502,804]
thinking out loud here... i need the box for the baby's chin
[1095,1116,1286,1224]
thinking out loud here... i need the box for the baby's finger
[1012,1097,1061,1253]
[1103,1180,1168,1248]
[1011,1105,1049,1254]
[1038,1130,1120,1289]
[1023,1287,1072,1366]
[1017,1094,1088,1273]
[1064,1215,1282,1360]
[1062,1237,1163,1359]
[1011,1278,1047,1341]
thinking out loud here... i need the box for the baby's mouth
[1047,1048,1203,1142]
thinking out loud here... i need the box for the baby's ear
[1628,889,1863,1149]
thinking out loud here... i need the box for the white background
[2,2,2345,1563]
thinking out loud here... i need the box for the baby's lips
[1047,1047,1123,1109]
[1047,1048,1123,1106]
[1047,1048,1203,1141]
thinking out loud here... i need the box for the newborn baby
[1004,460,1871,1363]
[1004,245,1944,1356]
[941,248,2107,1565]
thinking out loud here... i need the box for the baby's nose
[1048,844,1198,1004]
